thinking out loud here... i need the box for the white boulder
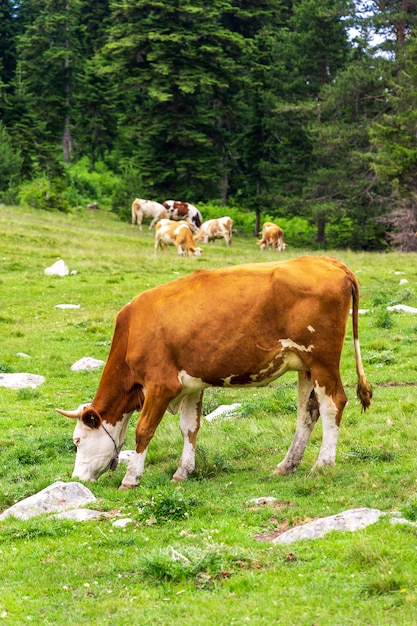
[44,259,69,277]
[0,373,45,389]
[0,481,96,521]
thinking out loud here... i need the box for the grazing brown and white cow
[257,221,285,252]
[131,198,168,231]
[57,256,372,489]
[163,200,203,231]
[154,219,202,257]
[195,216,233,246]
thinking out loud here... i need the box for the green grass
[2,204,417,624]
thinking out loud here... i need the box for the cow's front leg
[120,448,149,490]
[172,391,203,482]
[120,385,176,489]
[275,373,319,474]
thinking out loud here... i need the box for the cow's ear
[81,408,102,430]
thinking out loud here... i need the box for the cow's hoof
[273,464,295,475]
[119,482,137,490]
[171,475,186,483]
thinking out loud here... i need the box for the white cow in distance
[195,217,233,246]
[131,198,168,231]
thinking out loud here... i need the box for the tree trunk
[62,115,73,164]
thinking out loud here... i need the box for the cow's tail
[351,274,373,411]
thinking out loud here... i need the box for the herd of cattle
[55,195,375,490]
[131,198,286,256]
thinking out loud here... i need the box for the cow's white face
[72,419,117,481]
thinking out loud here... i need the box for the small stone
[71,357,105,371]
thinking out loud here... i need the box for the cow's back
[125,257,354,381]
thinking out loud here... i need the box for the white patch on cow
[280,338,314,352]
[121,449,148,489]
[354,338,366,377]
[172,392,201,481]
[178,370,207,392]
[164,371,207,415]
[249,351,305,384]
[313,383,339,468]
[72,412,131,482]
[221,350,306,388]
[307,325,315,333]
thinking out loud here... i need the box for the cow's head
[56,404,125,481]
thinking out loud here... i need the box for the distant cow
[163,200,203,231]
[257,222,285,252]
[195,217,233,246]
[57,256,372,489]
[131,199,168,231]
[154,219,202,257]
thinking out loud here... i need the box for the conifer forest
[1,1,417,249]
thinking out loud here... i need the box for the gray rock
[119,450,135,464]
[0,481,96,521]
[70,357,105,371]
[0,373,45,389]
[112,518,134,528]
[53,509,108,521]
[273,507,385,544]
[249,497,279,506]
[204,403,242,422]
[55,304,80,310]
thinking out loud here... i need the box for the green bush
[111,164,144,221]
[18,177,71,212]
[64,158,119,209]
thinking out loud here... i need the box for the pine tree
[370,34,417,250]
[16,0,84,165]
[99,0,250,200]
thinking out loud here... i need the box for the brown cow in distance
[57,256,372,489]
[257,221,285,252]
[163,200,203,231]
[154,219,202,257]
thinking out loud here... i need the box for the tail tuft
[357,376,373,412]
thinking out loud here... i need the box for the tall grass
[1,204,417,624]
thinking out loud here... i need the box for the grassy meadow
[2,204,417,624]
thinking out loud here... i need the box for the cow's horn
[56,408,82,419]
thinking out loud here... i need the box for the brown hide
[94,256,371,423]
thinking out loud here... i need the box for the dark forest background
[1,0,417,249]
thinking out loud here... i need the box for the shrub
[111,164,144,221]
[64,158,119,209]
[18,177,70,212]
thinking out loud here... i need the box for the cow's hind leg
[120,384,177,489]
[312,378,347,470]
[275,372,319,474]
[172,391,203,482]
